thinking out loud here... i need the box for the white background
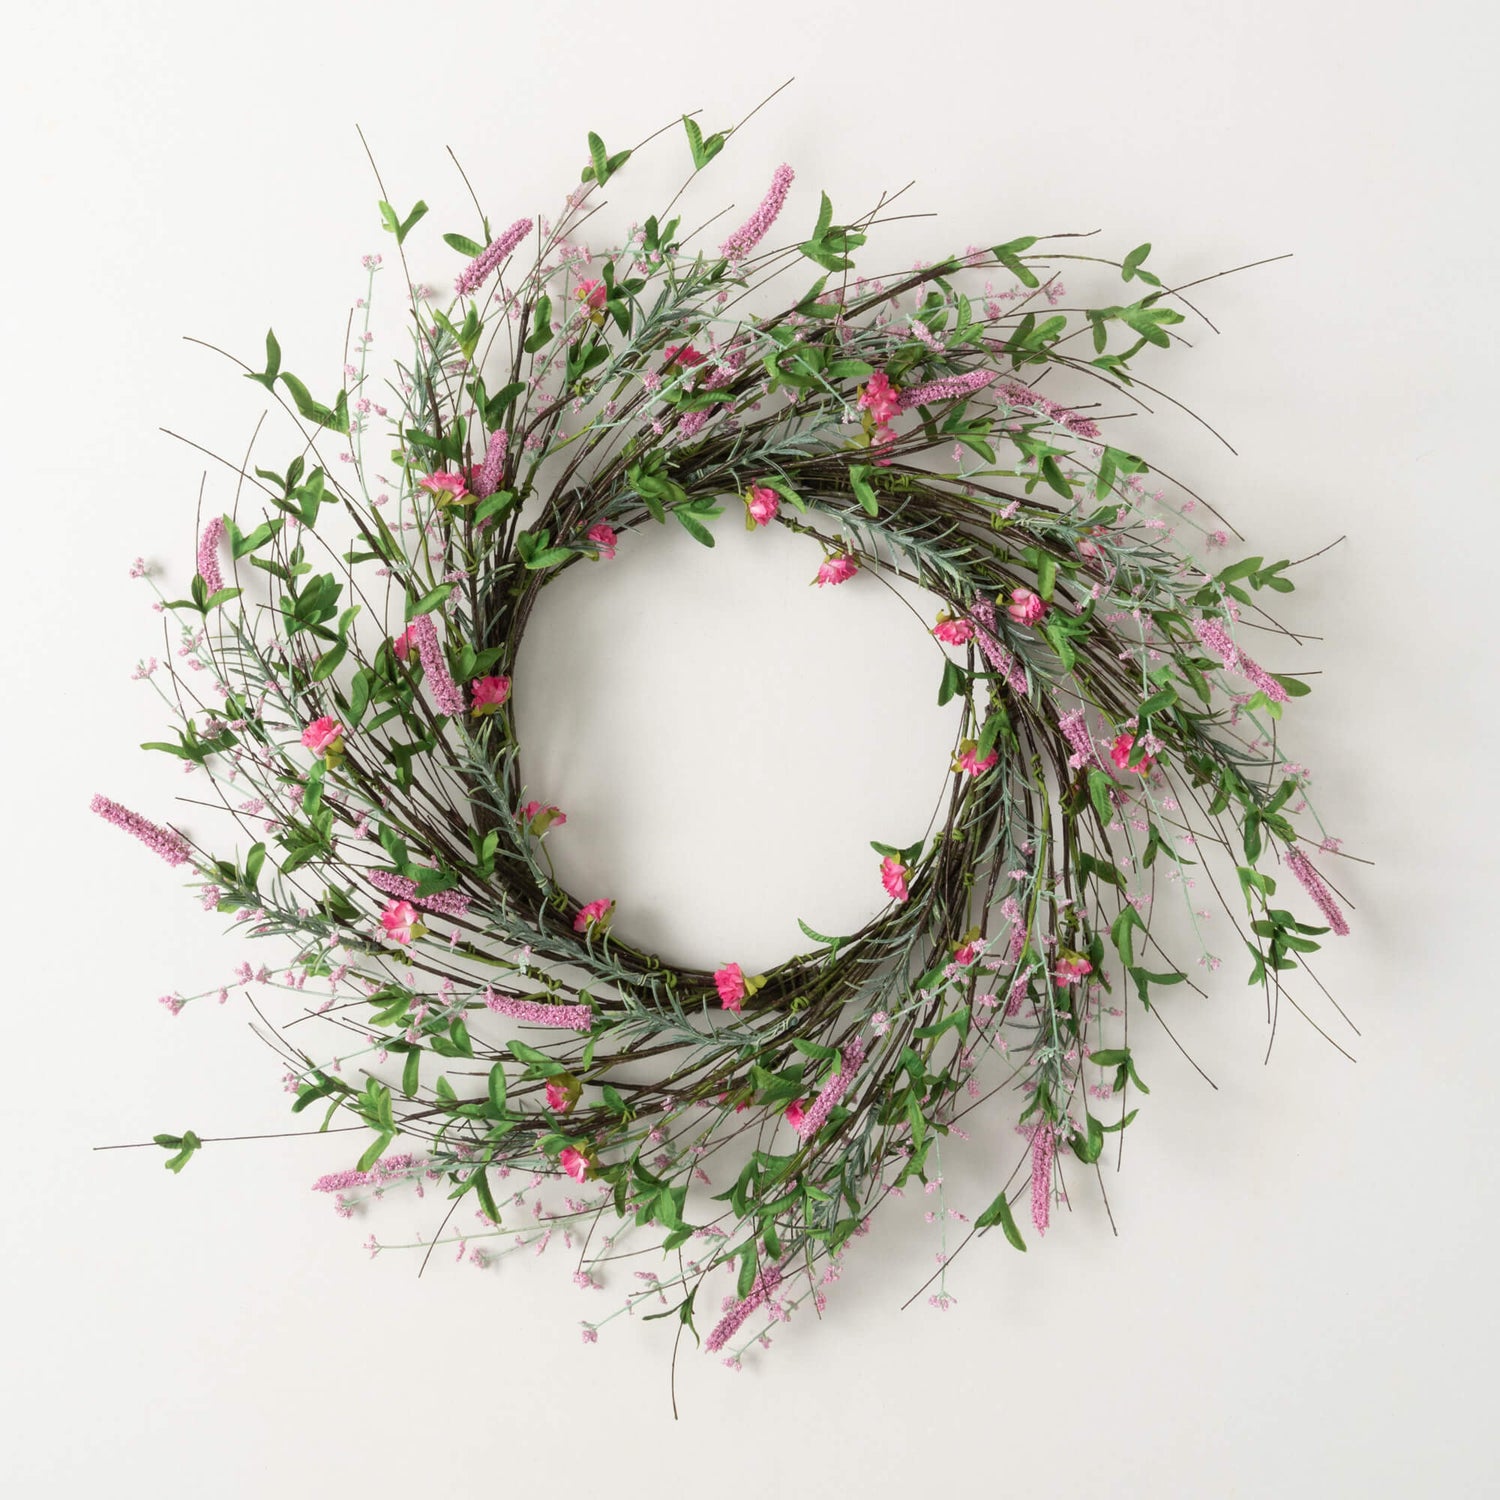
[5,2,1497,1495]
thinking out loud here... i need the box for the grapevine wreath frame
[99,102,1357,1365]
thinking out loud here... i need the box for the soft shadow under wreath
[96,93,1358,1372]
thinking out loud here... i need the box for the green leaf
[404,582,453,620]
[938,659,965,707]
[849,465,878,517]
[674,509,715,547]
[379,199,428,246]
[356,1132,394,1173]
[1121,243,1152,280]
[975,1188,1027,1250]
[245,328,281,391]
[992,235,1039,288]
[444,231,485,257]
[487,1063,508,1116]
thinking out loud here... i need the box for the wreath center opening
[511,517,963,972]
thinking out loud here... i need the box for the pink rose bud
[587,522,618,559]
[559,1146,591,1183]
[880,856,910,903]
[815,555,859,587]
[714,963,747,1013]
[745,485,780,528]
[470,675,512,716]
[1007,587,1047,626]
[1110,732,1153,774]
[301,716,345,760]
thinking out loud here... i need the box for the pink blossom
[1054,953,1093,985]
[521,800,567,834]
[484,990,592,1031]
[1286,847,1350,936]
[379,899,423,945]
[784,1099,807,1132]
[454,217,534,296]
[587,522,617,559]
[576,277,606,311]
[662,344,706,372]
[857,370,902,426]
[197,515,225,595]
[390,624,418,662]
[881,856,910,903]
[574,899,614,934]
[897,370,997,409]
[1111,733,1153,774]
[954,741,998,777]
[470,675,512,716]
[1007,587,1047,626]
[1192,617,1288,702]
[545,1077,580,1114]
[418,470,469,503]
[816,555,859,587]
[470,428,509,498]
[1029,1123,1055,1234]
[933,615,975,645]
[714,963,746,1013]
[953,942,979,967]
[745,485,780,527]
[300,716,345,758]
[720,163,795,260]
[559,1146,591,1183]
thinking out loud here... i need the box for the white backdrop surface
[4,2,1497,1496]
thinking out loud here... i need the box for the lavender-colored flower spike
[1029,1123,1056,1234]
[483,989,593,1032]
[1285,847,1351,936]
[197,515,225,595]
[793,1037,867,1140]
[1192,617,1288,702]
[719,164,794,261]
[311,1153,420,1193]
[455,217,534,297]
[408,613,466,717]
[471,428,508,498]
[968,597,1030,695]
[369,867,472,917]
[368,870,418,901]
[91,793,192,866]
[898,370,997,410]
[704,1262,784,1353]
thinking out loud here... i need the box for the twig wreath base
[99,98,1357,1369]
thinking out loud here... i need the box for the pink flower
[816,555,859,587]
[521,800,567,834]
[1054,953,1093,986]
[1007,587,1047,626]
[933,615,975,645]
[953,942,979,967]
[1110,733,1153,774]
[379,899,423,945]
[574,899,614,934]
[559,1147,591,1183]
[714,963,746,1013]
[857,370,902,426]
[545,1076,581,1114]
[663,344,706,372]
[301,716,345,758]
[470,675,512,716]
[587,522,617,559]
[720,163,795,260]
[418,470,469,504]
[784,1099,807,1132]
[576,277,606,311]
[391,624,418,662]
[954,741,998,777]
[745,485,780,527]
[881,856,910,903]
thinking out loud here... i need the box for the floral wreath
[99,100,1356,1372]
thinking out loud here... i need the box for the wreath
[98,101,1356,1370]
